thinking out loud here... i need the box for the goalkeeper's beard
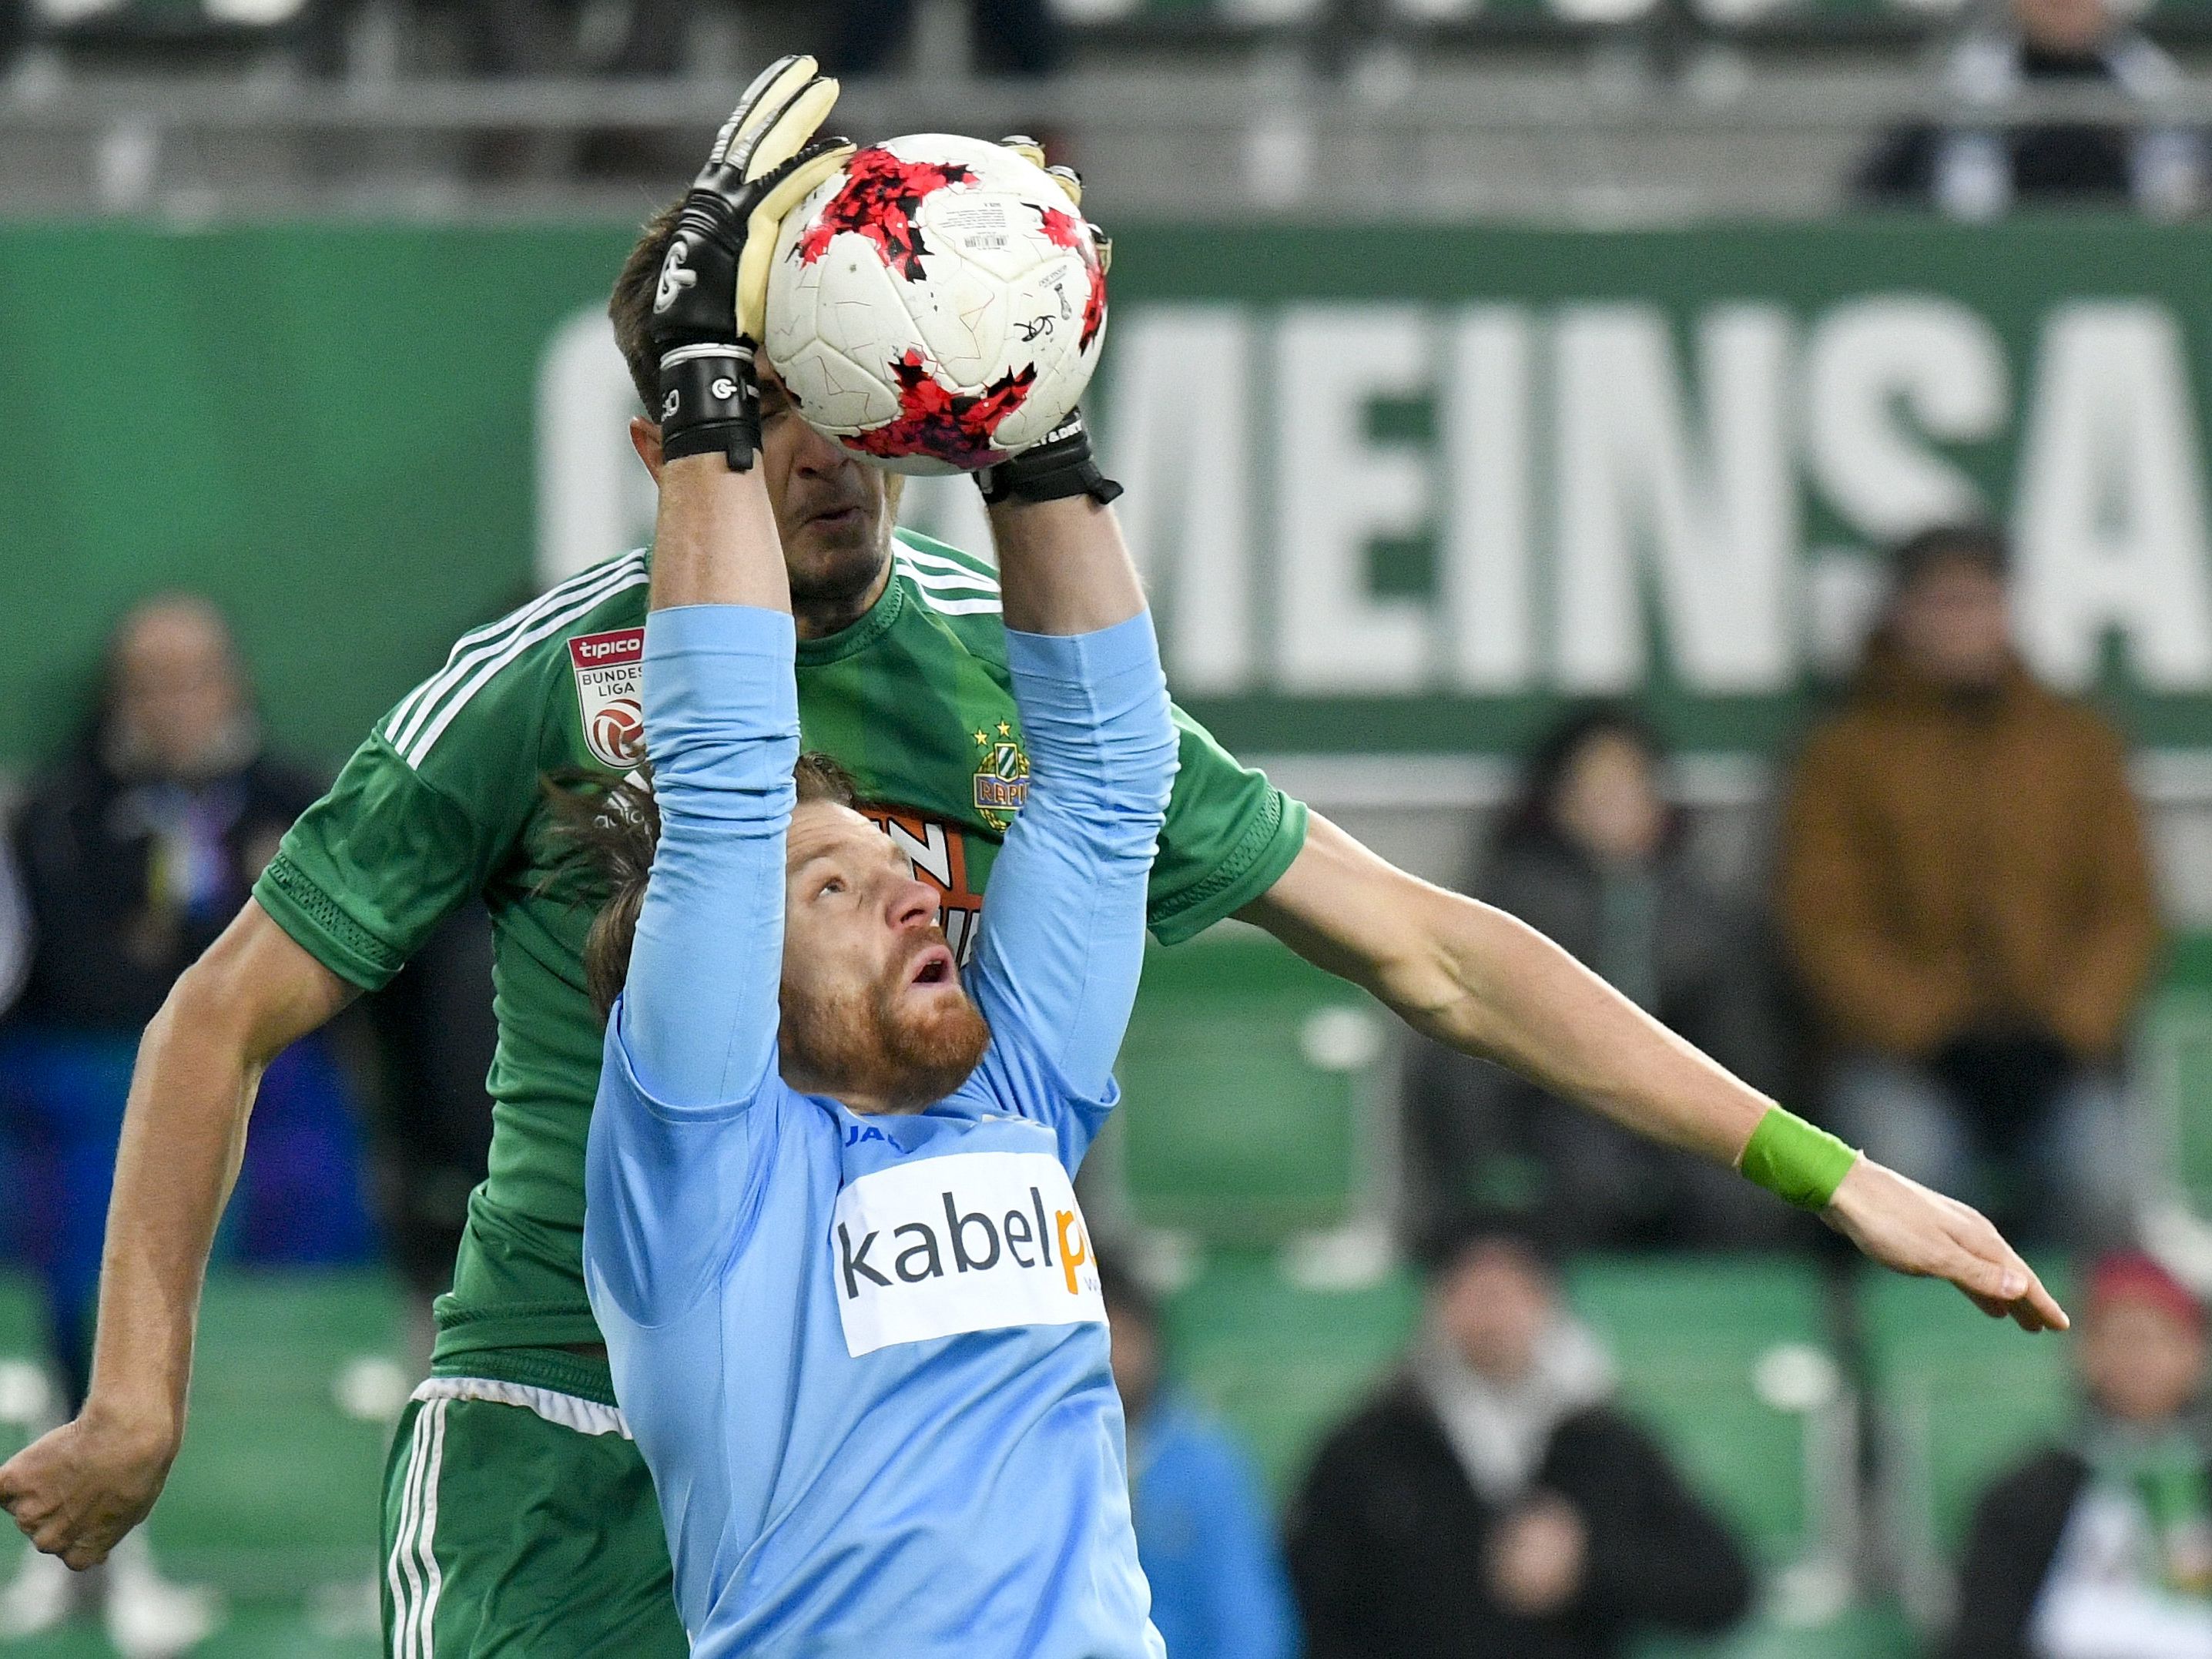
[779,950,990,1114]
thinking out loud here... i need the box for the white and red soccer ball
[762,132,1109,477]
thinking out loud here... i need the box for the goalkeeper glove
[974,136,1121,507]
[651,55,853,471]
[977,411,1122,507]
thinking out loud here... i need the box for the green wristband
[1739,1106,1860,1211]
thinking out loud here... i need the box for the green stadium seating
[1165,1246,1423,1500]
[0,1269,397,1656]
[1568,1256,1844,1574]
[1639,1600,1915,1659]
[0,1271,55,1428]
[1857,1262,2078,1626]
[1165,1250,1882,1657]
[147,1269,412,1597]
[0,1274,47,1355]
[2140,938,2212,1222]
[0,1600,379,1658]
[1577,1258,1899,1657]
[0,1273,65,1608]
[1108,933,1393,1244]
[1165,1247,1853,1576]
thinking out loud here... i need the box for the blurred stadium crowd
[12,0,2212,77]
[10,0,2212,216]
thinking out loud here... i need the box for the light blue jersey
[583,601,1178,1658]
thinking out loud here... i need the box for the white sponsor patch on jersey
[568,627,645,768]
[831,1150,1101,1358]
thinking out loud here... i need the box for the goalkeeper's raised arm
[575,86,1179,1646]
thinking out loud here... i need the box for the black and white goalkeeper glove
[977,410,1122,507]
[974,136,1121,507]
[650,55,853,471]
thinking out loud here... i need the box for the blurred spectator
[1776,525,2158,1248]
[1405,705,1789,1249]
[1946,1250,2212,1659]
[0,595,380,1651]
[0,595,374,1412]
[825,0,1064,77]
[1100,1259,1299,1659]
[1855,0,2207,219]
[1285,1215,1754,1659]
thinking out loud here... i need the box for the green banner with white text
[5,217,2211,774]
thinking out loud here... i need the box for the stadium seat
[0,1271,53,1408]
[146,1268,412,1597]
[1637,1598,1915,1659]
[1857,1262,2077,1627]
[1573,1256,1905,1657]
[0,1272,62,1609]
[1568,1256,1848,1579]
[0,1600,379,1658]
[1106,933,1396,1245]
[2138,940,2212,1223]
[1165,1246,1854,1579]
[1164,1245,1423,1500]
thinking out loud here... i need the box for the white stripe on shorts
[387,1401,433,1657]
[409,1375,632,1439]
[406,1397,449,1657]
[381,1379,629,1653]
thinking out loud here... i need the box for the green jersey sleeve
[1146,704,1309,946]
[254,614,556,993]
[256,732,513,991]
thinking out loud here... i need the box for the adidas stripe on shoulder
[381,551,649,770]
[893,536,1000,618]
[893,532,999,584]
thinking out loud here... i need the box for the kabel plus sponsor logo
[830,1150,1101,1357]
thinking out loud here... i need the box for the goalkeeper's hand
[975,136,1121,508]
[993,134,1109,273]
[652,55,853,470]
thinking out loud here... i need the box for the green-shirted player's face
[629,372,901,634]
[777,799,990,1114]
[756,372,896,613]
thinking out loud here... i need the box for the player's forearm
[82,980,267,1442]
[1248,819,1768,1166]
[974,615,1174,1095]
[649,453,789,614]
[1005,615,1176,817]
[625,604,798,1108]
[79,904,353,1442]
[986,497,1145,636]
[1406,898,1768,1163]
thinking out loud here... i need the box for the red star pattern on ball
[848,350,1037,470]
[796,149,974,281]
[1037,207,1108,352]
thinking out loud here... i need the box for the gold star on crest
[997,721,1012,737]
[973,729,989,747]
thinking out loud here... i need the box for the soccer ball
[762,132,1109,477]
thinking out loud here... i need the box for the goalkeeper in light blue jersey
[569,61,1175,1659]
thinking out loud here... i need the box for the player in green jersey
[2,58,2064,1657]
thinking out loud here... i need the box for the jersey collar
[794,548,908,666]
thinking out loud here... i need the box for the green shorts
[379,1379,689,1657]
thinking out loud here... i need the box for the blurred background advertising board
[6,217,2212,772]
